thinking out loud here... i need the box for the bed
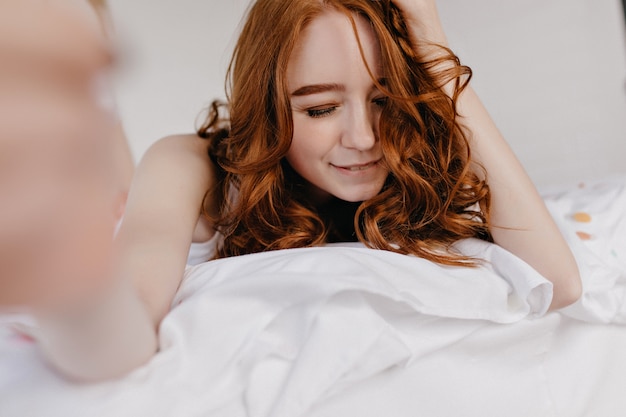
[1,176,625,416]
[2,0,626,415]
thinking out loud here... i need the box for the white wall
[107,0,250,155]
[439,0,626,185]
[108,0,626,187]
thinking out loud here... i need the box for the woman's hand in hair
[391,0,582,310]
[390,0,448,52]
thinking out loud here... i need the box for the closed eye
[307,106,337,118]
[373,97,388,108]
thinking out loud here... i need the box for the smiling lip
[332,159,381,172]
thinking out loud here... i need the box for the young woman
[35,0,582,380]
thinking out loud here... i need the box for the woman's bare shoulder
[145,133,211,162]
[123,133,215,232]
[137,134,215,192]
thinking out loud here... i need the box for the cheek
[287,123,321,178]
[286,135,312,176]
[289,117,337,159]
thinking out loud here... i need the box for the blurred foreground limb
[0,0,155,379]
[0,0,118,306]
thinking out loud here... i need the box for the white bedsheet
[1,177,625,417]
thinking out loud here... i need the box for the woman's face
[286,9,388,204]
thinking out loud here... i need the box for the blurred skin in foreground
[0,0,120,309]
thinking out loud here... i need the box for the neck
[318,198,360,243]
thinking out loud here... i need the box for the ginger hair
[198,0,492,265]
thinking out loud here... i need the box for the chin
[333,187,383,203]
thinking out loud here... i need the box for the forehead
[286,9,382,87]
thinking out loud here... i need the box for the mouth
[333,159,381,172]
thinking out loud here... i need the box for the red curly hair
[197,0,492,265]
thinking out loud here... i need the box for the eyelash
[373,97,388,107]
[305,97,388,119]
[307,107,336,118]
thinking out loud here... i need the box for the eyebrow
[290,83,345,97]
[290,78,388,97]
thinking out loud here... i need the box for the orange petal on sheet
[572,212,592,223]
[576,231,593,241]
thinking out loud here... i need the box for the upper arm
[114,134,216,325]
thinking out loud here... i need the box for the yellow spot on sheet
[572,212,592,223]
[576,231,592,241]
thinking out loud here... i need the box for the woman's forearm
[396,0,582,309]
[455,87,582,309]
[35,277,157,382]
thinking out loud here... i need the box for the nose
[340,103,377,151]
